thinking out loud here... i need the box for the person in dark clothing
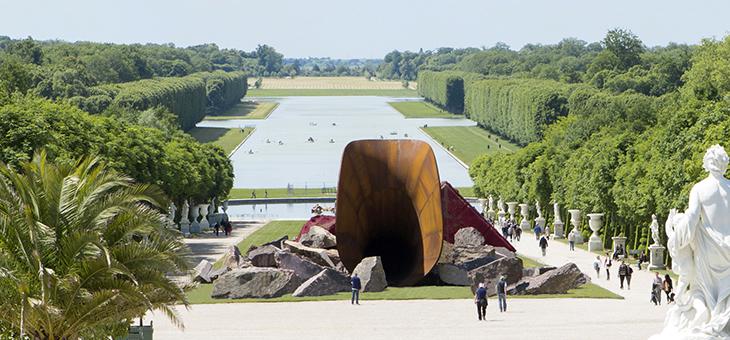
[351,273,362,305]
[213,223,220,236]
[664,274,674,303]
[539,235,548,256]
[496,276,507,312]
[618,261,629,289]
[475,283,488,320]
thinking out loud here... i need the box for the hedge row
[417,71,484,113]
[191,71,248,112]
[75,71,247,131]
[464,79,575,145]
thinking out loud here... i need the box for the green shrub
[417,70,484,113]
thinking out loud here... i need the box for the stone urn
[518,203,531,231]
[199,204,211,231]
[568,209,583,244]
[587,213,604,252]
[507,202,519,222]
[190,204,201,233]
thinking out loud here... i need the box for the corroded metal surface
[336,140,443,286]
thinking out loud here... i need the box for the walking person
[593,256,601,278]
[568,230,576,251]
[663,274,674,303]
[213,223,220,237]
[604,254,612,281]
[475,283,488,321]
[652,272,663,305]
[534,225,542,240]
[625,262,633,289]
[618,261,629,289]
[496,276,508,312]
[351,273,361,305]
[544,225,550,240]
[515,225,522,241]
[539,235,548,256]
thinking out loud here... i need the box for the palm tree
[0,151,189,339]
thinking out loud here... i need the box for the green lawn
[229,187,474,199]
[247,88,418,97]
[186,281,619,304]
[204,101,279,120]
[422,126,520,165]
[187,127,254,154]
[388,101,457,119]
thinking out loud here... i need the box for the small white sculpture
[535,200,543,218]
[650,214,660,246]
[180,200,190,224]
[553,202,562,223]
[652,145,730,339]
[497,196,505,213]
[488,195,494,212]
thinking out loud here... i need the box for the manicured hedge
[191,71,248,112]
[81,71,247,131]
[464,79,574,145]
[417,71,484,113]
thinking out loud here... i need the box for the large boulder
[283,241,336,267]
[193,260,213,283]
[324,249,341,266]
[275,251,325,282]
[299,225,337,249]
[436,263,470,286]
[454,227,485,247]
[263,235,289,249]
[212,267,302,299]
[292,268,351,297]
[446,245,500,271]
[508,263,589,295]
[437,241,455,264]
[353,256,387,292]
[469,256,524,295]
[247,245,280,267]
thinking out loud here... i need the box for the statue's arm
[668,187,701,250]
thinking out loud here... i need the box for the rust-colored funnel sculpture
[336,140,443,286]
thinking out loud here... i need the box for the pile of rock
[210,226,388,299]
[437,227,590,296]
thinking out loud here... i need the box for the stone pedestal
[649,244,666,270]
[612,236,627,258]
[568,209,584,244]
[553,221,565,239]
[587,213,604,252]
[180,219,190,236]
[518,203,531,232]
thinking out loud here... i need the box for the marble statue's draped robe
[655,176,730,339]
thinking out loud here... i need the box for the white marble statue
[553,202,562,223]
[650,214,661,246]
[535,200,543,218]
[180,200,190,223]
[651,145,730,339]
[488,195,494,212]
[497,196,505,213]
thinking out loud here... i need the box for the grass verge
[205,101,278,120]
[422,126,520,166]
[388,101,458,119]
[247,88,417,97]
[187,127,253,154]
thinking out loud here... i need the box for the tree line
[467,35,730,256]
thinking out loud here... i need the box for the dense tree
[0,152,189,339]
[603,28,645,70]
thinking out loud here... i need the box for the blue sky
[1,0,728,58]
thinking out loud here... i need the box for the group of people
[474,276,509,321]
[652,272,675,305]
[593,254,635,288]
[500,219,522,242]
[212,220,233,237]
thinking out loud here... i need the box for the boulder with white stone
[193,260,214,283]
[353,256,388,292]
[283,241,336,267]
[436,263,470,286]
[211,267,302,299]
[299,225,337,249]
[508,263,589,295]
[469,256,524,295]
[275,251,326,282]
[247,245,280,268]
[454,227,486,247]
[292,268,351,297]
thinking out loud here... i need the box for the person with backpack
[618,261,630,289]
[539,235,548,256]
[474,282,488,321]
[593,256,601,278]
[663,274,674,303]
